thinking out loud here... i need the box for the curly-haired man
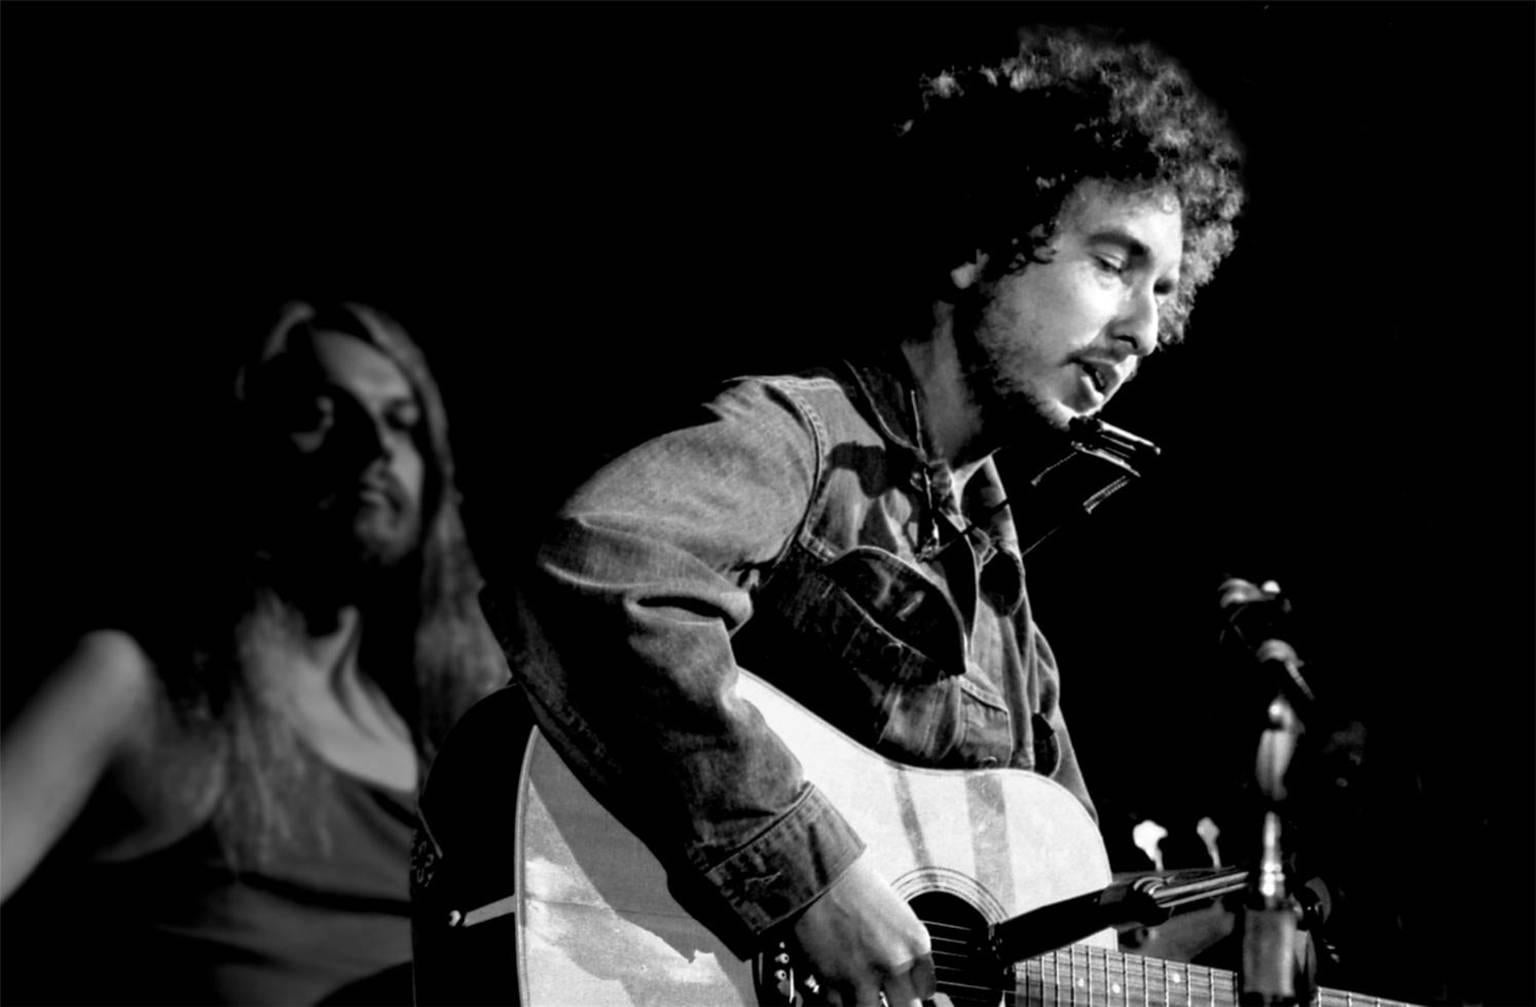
[416,27,1245,1007]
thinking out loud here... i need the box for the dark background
[3,2,1532,1004]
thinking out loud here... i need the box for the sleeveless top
[1,765,417,1006]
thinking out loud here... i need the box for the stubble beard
[269,503,422,599]
[341,506,422,573]
[952,302,1073,450]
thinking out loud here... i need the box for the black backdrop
[3,3,1533,1004]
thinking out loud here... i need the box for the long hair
[164,300,506,867]
[884,26,1246,345]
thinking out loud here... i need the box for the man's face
[274,331,427,568]
[954,179,1184,434]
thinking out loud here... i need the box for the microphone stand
[1239,692,1314,1006]
[1217,575,1324,1004]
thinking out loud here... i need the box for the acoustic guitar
[412,673,1415,1007]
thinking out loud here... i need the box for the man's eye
[387,405,421,434]
[1093,255,1128,275]
[289,397,335,433]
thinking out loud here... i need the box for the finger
[881,969,923,1007]
[881,952,937,1007]
[910,955,937,1000]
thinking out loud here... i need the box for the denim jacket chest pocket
[743,542,1015,769]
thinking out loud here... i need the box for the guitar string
[775,955,1269,1007]
[869,918,1390,1007]
[920,944,1242,1006]
[926,957,1179,998]
[965,964,1386,1007]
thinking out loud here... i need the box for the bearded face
[255,330,428,581]
[951,181,1183,439]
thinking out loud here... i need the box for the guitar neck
[1018,944,1414,1007]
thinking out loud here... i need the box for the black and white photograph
[2,3,1532,1006]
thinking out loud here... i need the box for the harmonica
[1013,417,1163,556]
[1066,415,1161,480]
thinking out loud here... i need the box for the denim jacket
[486,355,1093,958]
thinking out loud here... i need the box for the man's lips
[345,477,405,513]
[1075,358,1123,400]
[357,485,394,508]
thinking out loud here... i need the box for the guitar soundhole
[909,891,1008,1007]
[753,891,1007,1007]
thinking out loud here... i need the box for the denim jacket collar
[836,354,1027,616]
[838,352,927,461]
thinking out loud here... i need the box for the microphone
[1256,639,1316,711]
[1218,578,1318,720]
[1217,577,1289,640]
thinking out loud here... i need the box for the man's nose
[1113,285,1160,358]
[331,401,392,468]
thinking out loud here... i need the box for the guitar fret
[1011,944,1426,1007]
[1013,947,1423,1007]
[1090,944,1108,1006]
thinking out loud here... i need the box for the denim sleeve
[1028,619,1097,823]
[497,379,865,956]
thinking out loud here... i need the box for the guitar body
[415,673,1112,1007]
[415,674,1418,1006]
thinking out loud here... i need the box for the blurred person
[1,301,506,1005]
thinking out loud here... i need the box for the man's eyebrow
[1086,228,1151,259]
[319,378,418,407]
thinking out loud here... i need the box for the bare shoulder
[11,629,162,750]
[79,632,219,804]
[1,629,198,890]
[37,630,213,802]
[68,630,219,853]
[65,629,159,707]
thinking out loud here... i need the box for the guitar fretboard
[1017,945,1413,1007]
